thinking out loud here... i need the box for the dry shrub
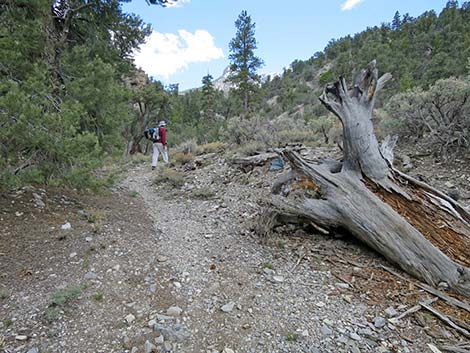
[172,152,194,165]
[221,114,319,150]
[153,168,185,188]
[176,139,198,154]
[234,141,267,157]
[197,141,226,154]
[190,186,216,200]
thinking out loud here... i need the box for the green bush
[50,284,85,306]
[385,77,470,158]
[44,307,61,323]
[92,292,104,301]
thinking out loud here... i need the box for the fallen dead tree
[232,152,278,172]
[263,61,470,296]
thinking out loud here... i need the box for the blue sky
[122,0,449,90]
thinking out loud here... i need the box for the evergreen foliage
[0,0,163,190]
[2,1,469,190]
[227,10,264,115]
[201,74,216,121]
[260,2,470,113]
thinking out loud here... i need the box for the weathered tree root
[266,61,470,297]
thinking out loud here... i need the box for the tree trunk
[267,61,470,296]
[129,135,144,155]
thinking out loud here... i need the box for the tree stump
[267,61,470,296]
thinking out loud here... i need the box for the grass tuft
[190,187,216,200]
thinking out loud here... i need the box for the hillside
[260,2,470,113]
[167,2,470,155]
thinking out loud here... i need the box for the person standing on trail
[151,120,168,170]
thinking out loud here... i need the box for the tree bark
[267,61,470,297]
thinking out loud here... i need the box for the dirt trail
[121,156,452,353]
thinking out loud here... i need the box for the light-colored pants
[152,143,168,167]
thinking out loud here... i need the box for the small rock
[85,236,93,242]
[157,256,168,263]
[156,314,174,321]
[335,282,350,289]
[148,319,157,328]
[144,340,157,353]
[162,342,172,352]
[122,335,132,350]
[32,193,45,208]
[316,301,326,308]
[402,155,414,172]
[204,234,213,239]
[385,306,398,317]
[155,335,164,344]
[223,349,235,353]
[321,325,333,336]
[125,314,136,324]
[173,281,182,288]
[438,281,449,290]
[350,332,361,341]
[27,348,39,353]
[221,302,235,313]
[15,335,28,341]
[272,275,284,283]
[84,271,97,280]
[77,209,90,219]
[131,347,138,353]
[350,344,361,353]
[444,181,455,188]
[15,211,23,217]
[374,316,387,328]
[61,222,72,230]
[69,252,77,258]
[166,306,183,317]
[263,268,275,275]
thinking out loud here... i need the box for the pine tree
[392,11,401,30]
[227,10,264,117]
[201,74,216,121]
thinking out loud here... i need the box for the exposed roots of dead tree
[266,61,470,297]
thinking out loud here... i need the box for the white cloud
[165,0,191,8]
[341,0,363,10]
[133,29,224,79]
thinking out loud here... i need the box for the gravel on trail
[1,148,468,353]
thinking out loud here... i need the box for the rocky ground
[0,146,469,353]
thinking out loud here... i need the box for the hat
[158,120,167,127]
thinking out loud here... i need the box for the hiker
[151,120,168,170]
